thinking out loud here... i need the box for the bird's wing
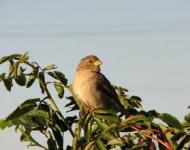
[95,72,124,111]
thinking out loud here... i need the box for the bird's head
[77,55,102,72]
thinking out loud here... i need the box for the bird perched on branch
[72,55,124,113]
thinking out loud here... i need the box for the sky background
[0,0,190,149]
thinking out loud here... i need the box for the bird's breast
[72,71,102,107]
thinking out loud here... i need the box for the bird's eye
[89,60,93,63]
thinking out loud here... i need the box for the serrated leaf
[54,83,64,98]
[3,78,13,91]
[159,113,183,129]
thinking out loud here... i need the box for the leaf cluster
[0,53,190,150]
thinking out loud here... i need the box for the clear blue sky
[0,0,190,149]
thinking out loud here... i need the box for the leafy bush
[0,53,190,150]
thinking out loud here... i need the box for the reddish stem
[131,126,173,150]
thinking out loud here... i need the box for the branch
[25,61,74,137]
[131,126,173,150]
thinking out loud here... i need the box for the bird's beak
[94,60,103,66]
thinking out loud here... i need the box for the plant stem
[19,128,48,150]
[25,61,74,137]
[131,126,173,150]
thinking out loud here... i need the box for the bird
[72,55,124,113]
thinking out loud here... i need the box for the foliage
[0,53,190,150]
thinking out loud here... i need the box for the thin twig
[131,126,173,150]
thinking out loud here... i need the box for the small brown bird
[72,55,124,113]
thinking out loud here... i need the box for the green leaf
[171,131,185,141]
[26,76,36,88]
[72,135,78,150]
[132,143,149,149]
[54,83,64,98]
[43,64,57,71]
[15,74,26,86]
[121,115,146,125]
[47,137,57,150]
[107,135,135,146]
[48,72,57,79]
[48,71,67,86]
[12,61,20,77]
[26,67,39,88]
[3,78,13,91]
[94,118,115,140]
[38,72,45,94]
[54,71,67,86]
[0,56,9,64]
[94,110,120,123]
[176,135,189,150]
[130,96,142,102]
[159,113,183,129]
[96,140,106,150]
[83,113,93,139]
[0,119,8,130]
[8,60,14,77]
[84,141,95,150]
[0,73,5,82]
[25,109,49,127]
[93,108,114,114]
[52,129,63,150]
[184,113,190,122]
[21,52,29,61]
[51,113,68,132]
[94,118,109,131]
[6,98,40,121]
[107,137,123,145]
[0,54,21,64]
[65,96,79,112]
